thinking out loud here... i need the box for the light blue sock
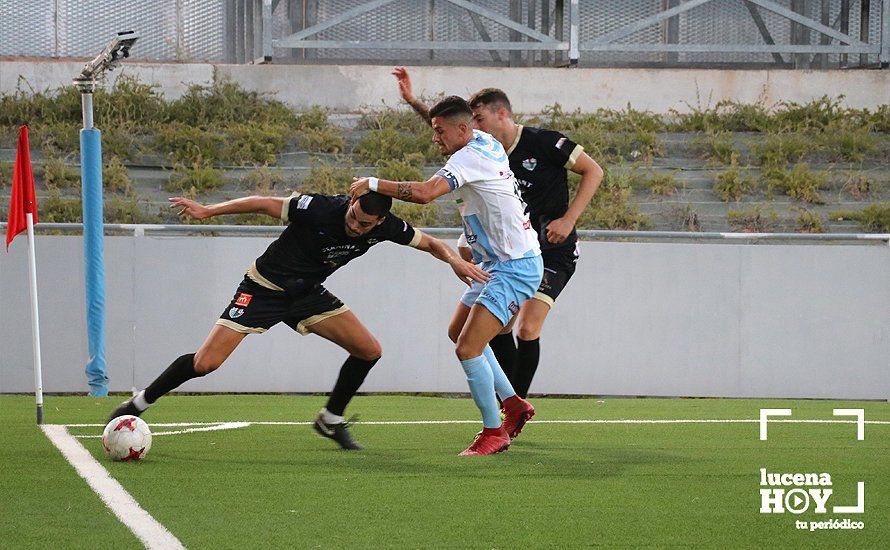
[483,345,516,401]
[460,355,502,428]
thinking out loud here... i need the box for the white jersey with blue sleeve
[436,130,541,263]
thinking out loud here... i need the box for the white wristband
[368,177,379,192]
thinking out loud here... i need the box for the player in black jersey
[108,191,488,450]
[393,68,603,399]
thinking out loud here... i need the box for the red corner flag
[6,125,38,251]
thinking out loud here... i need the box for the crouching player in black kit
[108,191,489,450]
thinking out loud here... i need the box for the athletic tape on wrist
[368,177,379,192]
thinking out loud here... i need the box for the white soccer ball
[102,415,152,462]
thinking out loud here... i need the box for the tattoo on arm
[397,183,414,202]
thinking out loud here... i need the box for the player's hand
[349,177,371,199]
[168,197,210,220]
[392,66,415,104]
[545,216,575,244]
[449,258,490,286]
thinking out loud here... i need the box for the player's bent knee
[192,353,224,375]
[353,340,382,362]
[454,339,484,361]
[516,324,542,341]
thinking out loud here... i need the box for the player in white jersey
[350,96,543,455]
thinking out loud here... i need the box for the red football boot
[458,426,511,456]
[502,396,535,439]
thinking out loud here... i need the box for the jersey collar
[505,125,523,155]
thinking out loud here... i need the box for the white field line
[65,417,890,434]
[75,422,252,439]
[41,425,184,550]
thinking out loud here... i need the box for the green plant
[165,162,226,194]
[712,155,754,202]
[299,162,355,196]
[297,125,345,154]
[166,76,297,128]
[102,157,132,193]
[354,127,440,165]
[94,75,170,128]
[39,187,82,222]
[692,131,738,164]
[0,161,12,188]
[223,123,290,165]
[727,205,779,232]
[155,122,224,164]
[295,106,333,131]
[793,209,825,233]
[376,154,425,182]
[645,171,681,196]
[831,203,890,232]
[105,193,162,224]
[242,165,287,195]
[819,124,877,162]
[764,163,826,204]
[41,156,80,188]
[752,132,818,167]
[390,201,441,227]
[575,166,649,230]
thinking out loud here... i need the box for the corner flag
[5,125,45,424]
[6,126,38,250]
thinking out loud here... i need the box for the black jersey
[506,125,583,250]
[252,194,417,295]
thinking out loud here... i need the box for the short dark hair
[357,191,392,217]
[468,88,512,114]
[429,95,473,121]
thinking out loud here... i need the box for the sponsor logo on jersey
[297,195,313,210]
[229,307,244,318]
[235,293,253,307]
[366,239,379,245]
[521,158,537,171]
[555,137,567,149]
[523,219,532,230]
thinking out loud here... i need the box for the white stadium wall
[1,235,888,399]
[1,61,889,113]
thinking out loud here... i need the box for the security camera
[74,31,139,86]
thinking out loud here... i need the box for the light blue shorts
[460,255,544,326]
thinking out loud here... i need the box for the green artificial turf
[1,395,887,548]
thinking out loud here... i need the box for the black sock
[489,332,518,383]
[514,338,540,399]
[143,353,200,404]
[325,356,379,416]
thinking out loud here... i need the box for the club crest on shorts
[235,293,252,307]
[522,158,537,171]
[508,301,520,315]
[229,307,244,319]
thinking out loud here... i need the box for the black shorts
[216,277,348,335]
[534,244,579,306]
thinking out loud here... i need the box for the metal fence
[1,0,887,68]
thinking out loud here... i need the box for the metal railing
[2,1,887,67]
[4,223,889,245]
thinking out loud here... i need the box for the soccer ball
[102,415,152,462]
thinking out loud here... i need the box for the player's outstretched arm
[392,66,431,126]
[412,231,490,286]
[545,153,604,244]
[349,175,451,205]
[168,195,286,221]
